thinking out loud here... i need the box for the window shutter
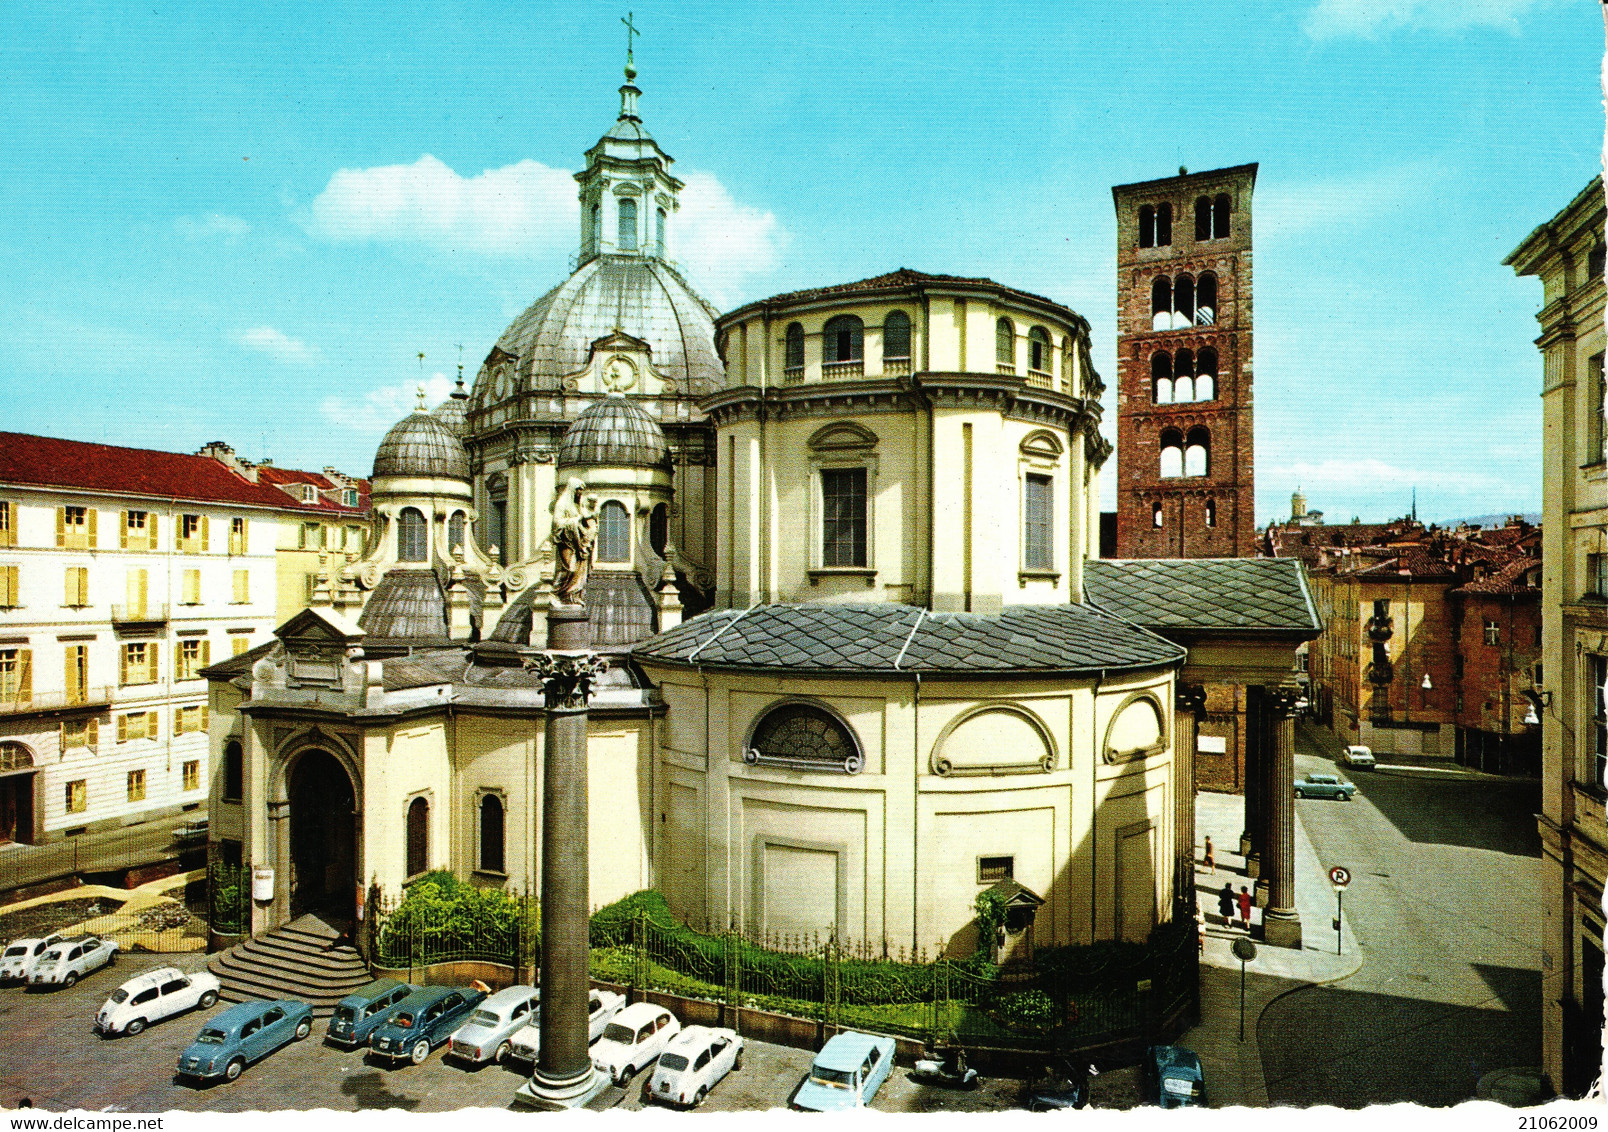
[120,511,129,550]
[201,515,209,551]
[240,517,248,554]
[200,704,208,731]
[148,710,158,738]
[59,721,64,750]
[174,708,183,736]
[201,639,211,667]
[64,648,77,700]
[87,717,97,748]
[16,649,29,705]
[119,646,128,685]
[80,569,89,606]
[56,507,65,547]
[0,501,10,548]
[86,509,97,549]
[65,569,73,607]
[148,642,159,683]
[117,714,127,743]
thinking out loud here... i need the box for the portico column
[267,798,290,931]
[1242,686,1262,879]
[1261,686,1304,949]
[1174,684,1207,914]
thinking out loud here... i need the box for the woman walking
[1237,885,1254,932]
[1203,835,1216,874]
[1217,882,1235,927]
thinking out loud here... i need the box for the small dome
[557,394,670,470]
[431,384,470,437]
[373,411,471,481]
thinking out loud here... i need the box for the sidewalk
[1177,789,1362,1107]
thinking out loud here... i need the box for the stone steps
[207,914,371,1016]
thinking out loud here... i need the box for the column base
[1244,852,1260,880]
[1262,909,1303,950]
[513,1066,610,1111]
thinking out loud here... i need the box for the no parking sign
[1329,865,1351,889]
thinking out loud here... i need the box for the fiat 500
[0,935,64,983]
[97,967,221,1035]
[30,935,117,988]
[648,1025,744,1108]
[368,985,486,1066]
[176,999,313,1082]
[591,1002,680,1085]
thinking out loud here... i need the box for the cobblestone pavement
[0,951,1049,1114]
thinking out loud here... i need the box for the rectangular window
[127,769,146,803]
[178,513,206,553]
[1591,353,1607,465]
[121,642,157,686]
[65,779,86,814]
[232,635,251,657]
[174,703,208,735]
[182,760,200,792]
[978,855,1014,883]
[61,717,97,750]
[182,569,201,605]
[0,501,12,547]
[0,648,32,707]
[821,468,867,568]
[64,644,88,704]
[229,516,248,555]
[64,566,89,607]
[178,638,210,680]
[1023,474,1053,570]
[343,488,359,508]
[1595,656,1607,791]
[1484,619,1501,646]
[125,568,148,618]
[0,564,17,607]
[58,505,94,550]
[1592,553,1608,599]
[232,569,249,604]
[117,711,158,743]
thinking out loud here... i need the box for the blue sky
[0,1,1600,525]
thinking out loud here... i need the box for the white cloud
[1303,0,1551,40]
[236,325,318,364]
[675,171,788,307]
[175,212,251,241]
[304,154,578,256]
[1255,160,1446,240]
[320,373,455,435]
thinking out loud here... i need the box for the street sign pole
[1231,937,1257,1043]
[1327,865,1351,958]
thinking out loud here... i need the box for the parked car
[1294,773,1355,801]
[590,1002,681,1085]
[647,1025,743,1108]
[507,988,624,1064]
[791,1031,897,1111]
[171,817,209,844]
[96,966,220,1035]
[176,999,313,1082]
[1146,1044,1206,1108]
[368,985,487,1066]
[326,979,416,1048]
[446,984,539,1065]
[0,935,64,983]
[1025,1059,1090,1110]
[1341,745,1376,769]
[30,935,117,988]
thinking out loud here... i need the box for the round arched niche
[1102,691,1169,764]
[743,700,863,775]
[931,704,1056,777]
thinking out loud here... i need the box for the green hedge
[378,871,538,965]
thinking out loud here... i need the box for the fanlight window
[0,743,33,773]
[745,704,863,774]
[883,310,911,360]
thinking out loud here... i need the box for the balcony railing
[821,360,864,380]
[0,685,114,715]
[783,365,805,383]
[883,358,911,377]
[996,363,1018,376]
[1025,368,1053,389]
[111,603,169,625]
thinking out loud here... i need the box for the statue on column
[550,477,599,606]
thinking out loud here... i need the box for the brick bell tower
[1112,164,1257,558]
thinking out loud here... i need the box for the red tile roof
[257,466,372,514]
[0,432,367,514]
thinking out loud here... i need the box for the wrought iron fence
[0,822,205,898]
[370,879,540,972]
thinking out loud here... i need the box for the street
[1256,723,1543,1106]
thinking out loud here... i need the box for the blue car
[327,979,416,1048]
[1147,1044,1206,1108]
[792,1031,897,1111]
[368,985,487,1066]
[176,999,314,1083]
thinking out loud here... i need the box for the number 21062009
[1518,1119,1596,1130]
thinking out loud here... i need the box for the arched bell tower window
[1196,347,1218,401]
[1205,499,1217,528]
[398,507,427,562]
[617,198,638,251]
[1195,196,1212,241]
[744,702,863,774]
[1159,429,1184,479]
[1185,427,1211,477]
[1173,275,1195,330]
[1153,502,1165,528]
[1156,202,1172,246]
[1139,205,1156,248]
[1214,193,1231,238]
[406,796,429,878]
[1151,351,1173,403]
[1173,348,1195,402]
[598,500,630,563]
[1196,273,1217,326]
[1151,277,1171,332]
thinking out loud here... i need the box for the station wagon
[327,979,416,1048]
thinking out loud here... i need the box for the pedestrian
[1217,882,1234,926]
[1238,885,1253,932]
[1195,908,1205,952]
[1203,835,1215,874]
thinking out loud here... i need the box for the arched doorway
[287,749,356,926]
[0,743,37,844]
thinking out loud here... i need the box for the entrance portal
[288,749,356,926]
[0,744,36,845]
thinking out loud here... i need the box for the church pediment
[565,332,674,396]
[274,606,363,647]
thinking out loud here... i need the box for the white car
[446,984,539,1065]
[30,935,118,988]
[508,988,624,1064]
[1341,745,1376,769]
[590,1002,680,1085]
[647,1025,743,1108]
[96,967,221,1035]
[0,935,65,982]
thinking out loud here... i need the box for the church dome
[476,255,725,402]
[431,382,470,437]
[558,394,670,469]
[373,410,472,481]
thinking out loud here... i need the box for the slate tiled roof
[1084,559,1321,634]
[633,602,1183,675]
[557,395,670,469]
[358,570,451,643]
[725,269,1069,322]
[372,411,471,481]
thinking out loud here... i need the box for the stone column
[1174,684,1207,914]
[267,798,290,931]
[1261,686,1304,949]
[517,606,609,1108]
[1242,685,1262,878]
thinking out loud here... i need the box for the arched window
[478,794,504,874]
[822,315,864,364]
[656,207,667,254]
[447,511,466,557]
[222,741,243,802]
[1196,273,1217,326]
[406,796,428,877]
[1153,502,1165,528]
[1159,430,1184,478]
[1139,205,1156,248]
[1213,193,1231,238]
[884,310,911,361]
[746,702,863,774]
[649,503,668,557]
[785,322,805,374]
[590,204,601,249]
[1151,351,1173,404]
[1151,277,1171,332]
[995,318,1016,371]
[598,500,630,562]
[1173,275,1195,330]
[1196,347,1218,401]
[1185,427,1210,477]
[1195,196,1211,241]
[1156,202,1172,246]
[397,507,427,562]
[617,198,638,251]
[1027,326,1051,374]
[1174,349,1194,402]
[1205,499,1217,528]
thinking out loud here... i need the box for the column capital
[525,652,609,710]
[1177,683,1208,716]
[1268,685,1305,719]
